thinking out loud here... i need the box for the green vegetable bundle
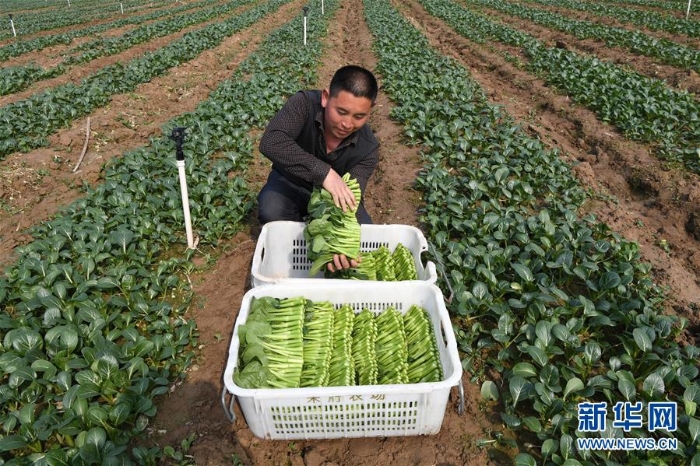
[326,243,418,281]
[327,304,356,386]
[352,309,378,386]
[375,307,408,384]
[234,296,306,389]
[405,305,443,383]
[304,173,363,276]
[301,301,335,387]
[233,299,443,389]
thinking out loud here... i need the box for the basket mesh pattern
[291,240,390,271]
[268,399,420,436]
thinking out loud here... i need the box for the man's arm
[259,91,331,186]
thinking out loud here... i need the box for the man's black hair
[328,65,378,105]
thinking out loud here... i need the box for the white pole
[120,2,124,14]
[9,16,15,37]
[321,0,324,15]
[303,6,308,46]
[67,0,71,6]
[177,160,195,249]
[687,0,692,19]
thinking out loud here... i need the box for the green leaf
[109,228,134,254]
[512,362,538,378]
[643,373,665,398]
[535,320,552,347]
[511,262,534,282]
[689,417,700,444]
[633,328,652,352]
[0,435,27,452]
[619,378,636,401]
[509,376,531,408]
[84,427,106,450]
[522,416,542,433]
[599,271,621,290]
[514,453,536,466]
[525,345,548,367]
[481,381,499,401]
[541,438,557,457]
[563,377,584,400]
[560,434,573,460]
[472,281,488,300]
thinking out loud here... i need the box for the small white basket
[250,221,438,287]
[221,281,463,440]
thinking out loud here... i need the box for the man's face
[321,89,373,141]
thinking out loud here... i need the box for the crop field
[0,0,699,464]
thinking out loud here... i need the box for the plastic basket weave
[221,282,462,440]
[250,221,437,287]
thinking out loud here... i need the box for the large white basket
[250,221,438,287]
[221,282,462,440]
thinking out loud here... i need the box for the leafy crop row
[364,0,700,463]
[423,0,700,172]
[470,0,700,72]
[521,0,700,38]
[0,0,255,96]
[0,0,335,462]
[599,0,700,12]
[0,0,291,161]
[0,0,170,38]
[0,0,219,61]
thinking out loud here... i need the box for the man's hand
[327,254,360,272]
[322,169,357,212]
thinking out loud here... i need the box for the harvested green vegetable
[352,309,378,386]
[375,307,408,384]
[326,243,417,281]
[304,173,363,276]
[327,304,356,387]
[234,296,306,389]
[301,301,335,387]
[404,305,443,383]
[234,299,443,389]
[392,243,418,281]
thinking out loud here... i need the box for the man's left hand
[327,254,360,272]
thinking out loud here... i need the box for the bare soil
[1,0,699,464]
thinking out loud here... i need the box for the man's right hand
[322,169,357,212]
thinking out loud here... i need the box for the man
[257,65,379,271]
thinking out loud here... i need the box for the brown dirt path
[398,0,700,330]
[146,0,509,465]
[0,0,309,268]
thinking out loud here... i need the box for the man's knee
[257,187,302,224]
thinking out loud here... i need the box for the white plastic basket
[221,281,463,440]
[250,221,438,287]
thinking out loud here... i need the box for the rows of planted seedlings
[469,0,700,72]
[0,0,292,161]
[0,0,171,38]
[423,0,700,173]
[0,0,337,462]
[364,0,700,463]
[604,0,700,11]
[606,0,700,10]
[521,0,700,38]
[0,0,220,61]
[0,0,256,96]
